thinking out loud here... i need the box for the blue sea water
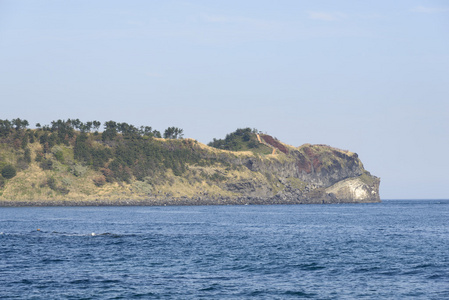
[0,200,448,299]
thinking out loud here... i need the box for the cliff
[0,125,380,206]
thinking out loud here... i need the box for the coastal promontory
[0,119,380,206]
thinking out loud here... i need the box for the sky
[1,0,448,199]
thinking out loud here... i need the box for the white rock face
[353,184,368,199]
[325,177,377,202]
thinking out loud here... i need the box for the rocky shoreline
[0,194,380,207]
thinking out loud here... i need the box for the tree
[71,119,82,130]
[118,122,140,138]
[49,119,75,145]
[24,148,32,163]
[0,119,12,137]
[22,119,29,129]
[140,126,151,137]
[20,134,28,149]
[207,128,260,151]
[74,134,92,163]
[153,130,161,138]
[12,118,28,130]
[28,131,35,143]
[163,127,174,139]
[102,121,118,141]
[93,121,101,132]
[85,121,93,132]
[1,164,17,179]
[101,121,117,142]
[164,127,184,139]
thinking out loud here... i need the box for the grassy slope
[0,139,272,202]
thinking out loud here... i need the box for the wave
[0,231,139,238]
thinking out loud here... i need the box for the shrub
[93,175,106,187]
[35,151,44,162]
[47,177,69,195]
[54,150,64,163]
[57,186,70,195]
[208,128,262,151]
[1,164,17,179]
[101,168,114,182]
[70,163,88,177]
[47,177,57,190]
[40,159,53,170]
[24,148,32,163]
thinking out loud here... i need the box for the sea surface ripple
[1,200,448,299]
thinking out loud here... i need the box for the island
[0,119,380,206]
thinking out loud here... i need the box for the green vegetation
[358,171,378,186]
[286,177,307,191]
[208,128,271,154]
[1,164,16,179]
[0,119,281,201]
[163,127,183,139]
[0,119,196,183]
[0,118,378,204]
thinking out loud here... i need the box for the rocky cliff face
[194,137,381,204]
[325,175,381,203]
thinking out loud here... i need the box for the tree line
[0,119,265,190]
[0,118,184,141]
[208,128,261,151]
[0,118,190,185]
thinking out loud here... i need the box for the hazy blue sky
[1,0,448,199]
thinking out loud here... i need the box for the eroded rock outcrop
[325,175,380,203]
[195,137,380,204]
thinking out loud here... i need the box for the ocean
[1,200,448,299]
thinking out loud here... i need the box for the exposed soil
[304,146,324,171]
[260,135,288,154]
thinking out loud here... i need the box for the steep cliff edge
[0,127,380,206]
[199,136,380,204]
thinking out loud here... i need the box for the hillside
[0,119,380,206]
